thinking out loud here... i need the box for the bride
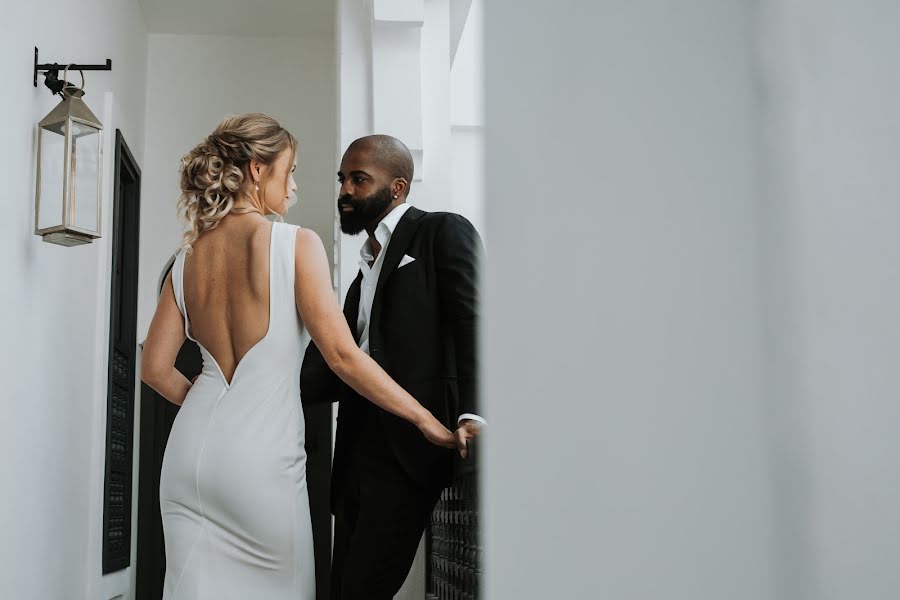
[140,113,455,599]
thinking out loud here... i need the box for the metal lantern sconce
[33,48,112,246]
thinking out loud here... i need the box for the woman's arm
[293,228,454,448]
[141,273,192,406]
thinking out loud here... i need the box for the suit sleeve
[299,340,341,404]
[434,214,483,417]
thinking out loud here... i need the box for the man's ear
[392,178,409,198]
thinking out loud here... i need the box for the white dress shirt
[355,203,485,427]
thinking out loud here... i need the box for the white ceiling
[138,0,334,38]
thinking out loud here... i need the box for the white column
[372,0,425,179]
[758,2,900,599]
[483,2,777,599]
[338,0,375,300]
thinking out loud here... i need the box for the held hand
[418,414,456,449]
[455,419,482,459]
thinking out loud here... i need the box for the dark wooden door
[102,130,141,574]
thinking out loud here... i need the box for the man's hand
[455,419,483,459]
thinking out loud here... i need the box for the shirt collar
[360,203,413,262]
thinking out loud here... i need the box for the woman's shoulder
[291,227,328,272]
[292,225,323,248]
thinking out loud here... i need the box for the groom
[300,134,484,599]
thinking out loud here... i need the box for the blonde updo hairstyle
[178,113,297,250]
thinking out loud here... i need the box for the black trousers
[330,414,444,600]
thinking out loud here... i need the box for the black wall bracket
[34,46,112,91]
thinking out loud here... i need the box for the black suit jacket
[300,206,482,492]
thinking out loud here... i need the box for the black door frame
[102,130,142,574]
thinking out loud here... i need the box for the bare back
[182,214,273,385]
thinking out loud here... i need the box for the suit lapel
[375,206,426,295]
[370,206,426,335]
[344,271,363,343]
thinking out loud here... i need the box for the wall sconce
[33,48,112,246]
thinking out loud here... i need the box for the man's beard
[338,186,395,235]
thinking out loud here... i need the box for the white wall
[759,2,900,599]
[139,32,337,341]
[0,2,148,599]
[483,1,777,599]
[485,1,900,599]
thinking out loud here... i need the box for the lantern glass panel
[69,122,101,233]
[37,122,66,231]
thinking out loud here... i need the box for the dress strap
[270,223,298,315]
[171,249,194,341]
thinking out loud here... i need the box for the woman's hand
[418,415,456,449]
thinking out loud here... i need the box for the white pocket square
[398,254,416,268]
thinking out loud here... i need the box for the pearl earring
[393,195,398,199]
[255,182,259,192]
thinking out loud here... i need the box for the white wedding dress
[160,222,315,599]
